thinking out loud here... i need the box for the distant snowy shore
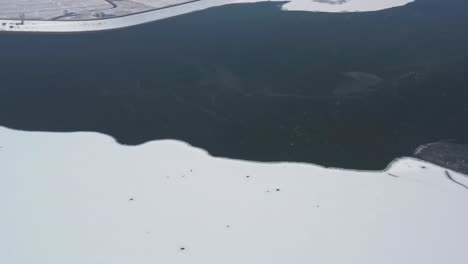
[0,0,414,32]
[1,126,467,264]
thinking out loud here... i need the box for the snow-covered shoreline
[0,0,415,33]
[1,126,467,263]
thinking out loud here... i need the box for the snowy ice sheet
[281,0,415,12]
[1,126,467,264]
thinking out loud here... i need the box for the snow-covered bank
[1,126,467,264]
[0,0,415,32]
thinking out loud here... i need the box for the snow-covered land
[0,0,415,32]
[1,126,467,264]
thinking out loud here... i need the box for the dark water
[1,0,467,170]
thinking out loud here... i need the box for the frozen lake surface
[1,126,467,264]
[1,1,468,261]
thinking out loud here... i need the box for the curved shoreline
[0,125,465,176]
[0,0,238,32]
[0,0,414,32]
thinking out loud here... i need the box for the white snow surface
[0,0,415,32]
[1,126,467,264]
[251,0,414,12]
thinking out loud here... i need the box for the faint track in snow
[445,170,468,191]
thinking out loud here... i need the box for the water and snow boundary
[1,126,467,263]
[0,0,415,32]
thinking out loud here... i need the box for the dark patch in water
[415,142,468,174]
[0,0,467,170]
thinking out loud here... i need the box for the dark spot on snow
[129,198,134,201]
[226,225,231,228]
[246,175,250,178]
[421,166,427,169]
[387,173,399,178]
[276,188,281,192]
[180,247,186,251]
